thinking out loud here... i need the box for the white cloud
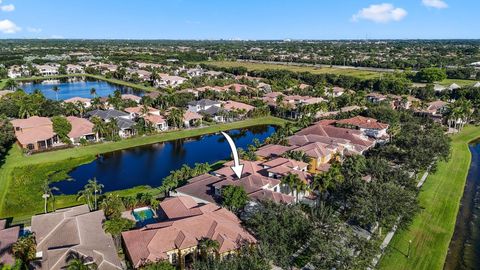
[27,27,42,33]
[50,35,64,39]
[352,3,407,23]
[422,0,448,9]
[0,4,14,12]
[0,19,20,33]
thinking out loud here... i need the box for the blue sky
[0,0,478,39]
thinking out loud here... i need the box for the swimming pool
[132,207,155,224]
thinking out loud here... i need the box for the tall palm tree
[91,116,106,141]
[42,179,59,214]
[167,108,185,129]
[52,85,60,101]
[85,178,104,210]
[77,186,93,210]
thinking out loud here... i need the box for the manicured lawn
[202,61,384,79]
[379,125,480,270]
[438,78,478,87]
[13,73,158,92]
[0,117,287,223]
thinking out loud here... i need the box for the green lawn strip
[0,79,6,90]
[13,73,158,92]
[438,78,479,87]
[379,125,480,270]
[201,61,384,80]
[0,117,287,223]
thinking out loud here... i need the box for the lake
[20,78,144,100]
[54,125,276,195]
[444,141,480,270]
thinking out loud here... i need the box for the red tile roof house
[0,220,20,267]
[10,116,61,151]
[31,205,122,270]
[221,101,254,114]
[183,111,203,128]
[66,116,97,144]
[254,144,296,160]
[144,114,169,131]
[173,160,295,205]
[122,196,256,269]
[335,116,390,139]
[295,123,375,154]
[124,106,161,119]
[64,97,92,108]
[121,94,142,104]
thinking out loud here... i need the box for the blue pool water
[133,209,155,221]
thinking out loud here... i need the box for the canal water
[20,78,143,100]
[444,141,480,270]
[54,125,276,194]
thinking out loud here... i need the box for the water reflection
[54,125,276,195]
[444,141,480,270]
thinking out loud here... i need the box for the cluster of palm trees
[160,163,211,197]
[42,178,60,214]
[445,98,473,131]
[91,116,120,141]
[281,173,309,203]
[77,178,104,211]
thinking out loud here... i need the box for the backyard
[379,125,480,270]
[0,116,287,224]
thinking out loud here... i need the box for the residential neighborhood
[0,1,479,270]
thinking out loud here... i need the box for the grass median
[378,125,480,270]
[0,116,287,224]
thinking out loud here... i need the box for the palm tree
[167,108,185,129]
[85,178,104,210]
[197,238,219,261]
[66,251,97,270]
[90,87,97,98]
[12,234,37,270]
[91,116,105,141]
[77,185,94,210]
[42,179,59,213]
[52,85,60,101]
[5,79,18,90]
[76,101,86,117]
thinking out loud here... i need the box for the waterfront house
[34,64,59,76]
[86,109,136,138]
[255,144,296,160]
[64,97,92,108]
[66,116,97,144]
[183,111,203,128]
[222,100,254,115]
[10,116,60,151]
[31,205,122,270]
[124,106,161,119]
[121,94,142,104]
[144,114,168,131]
[66,64,84,74]
[187,99,221,113]
[0,220,20,266]
[122,196,256,269]
[156,74,187,87]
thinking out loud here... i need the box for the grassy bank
[0,117,287,223]
[203,61,384,79]
[379,125,480,270]
[13,73,158,92]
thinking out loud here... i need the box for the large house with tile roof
[31,205,122,270]
[121,196,256,268]
[11,116,60,151]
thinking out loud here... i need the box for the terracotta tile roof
[0,221,20,266]
[296,124,374,152]
[183,111,203,122]
[121,94,142,102]
[175,174,223,203]
[11,116,56,145]
[124,106,159,115]
[293,142,335,159]
[31,205,122,270]
[67,116,94,139]
[222,101,254,112]
[143,114,166,125]
[336,116,389,130]
[288,134,350,147]
[262,157,309,171]
[213,175,280,194]
[122,197,256,267]
[249,189,295,204]
[64,97,91,104]
[214,160,264,178]
[255,144,296,158]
